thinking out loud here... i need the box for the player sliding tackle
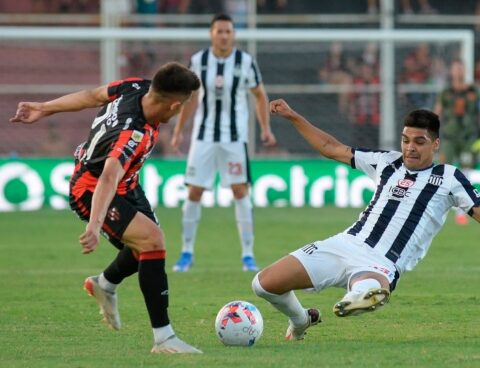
[252,99,480,341]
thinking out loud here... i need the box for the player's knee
[136,228,165,252]
[231,184,248,199]
[252,272,272,298]
[188,186,204,201]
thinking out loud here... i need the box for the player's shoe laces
[285,308,321,341]
[84,276,121,330]
[333,288,390,317]
[242,256,259,272]
[172,252,193,272]
[151,335,203,354]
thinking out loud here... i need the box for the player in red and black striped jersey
[10,62,202,354]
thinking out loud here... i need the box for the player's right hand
[270,99,296,119]
[9,102,49,124]
[79,226,100,254]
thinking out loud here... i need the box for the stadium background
[1,0,480,210]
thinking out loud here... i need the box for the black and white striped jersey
[188,47,262,143]
[345,149,480,273]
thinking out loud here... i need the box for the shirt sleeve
[107,129,147,172]
[450,168,480,215]
[352,149,400,180]
[107,77,144,102]
[247,58,263,89]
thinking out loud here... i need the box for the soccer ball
[214,300,264,347]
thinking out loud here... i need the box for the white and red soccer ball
[215,301,264,346]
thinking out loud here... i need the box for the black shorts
[69,185,158,250]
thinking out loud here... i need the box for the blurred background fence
[1,0,480,158]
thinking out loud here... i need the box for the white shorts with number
[290,233,399,292]
[185,140,250,189]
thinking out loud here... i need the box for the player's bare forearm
[270,99,352,164]
[44,86,109,114]
[80,158,125,254]
[10,85,109,125]
[174,90,198,133]
[253,85,276,146]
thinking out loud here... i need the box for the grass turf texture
[0,207,479,368]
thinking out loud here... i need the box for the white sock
[349,278,381,295]
[181,199,201,254]
[252,273,307,327]
[235,196,254,257]
[153,324,175,343]
[98,272,118,293]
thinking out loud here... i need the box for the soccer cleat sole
[333,288,390,317]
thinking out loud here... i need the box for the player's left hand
[79,226,100,254]
[261,130,277,146]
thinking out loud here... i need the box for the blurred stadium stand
[1,0,480,157]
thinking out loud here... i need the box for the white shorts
[185,140,250,189]
[290,233,399,292]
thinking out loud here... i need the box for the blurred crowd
[2,0,480,159]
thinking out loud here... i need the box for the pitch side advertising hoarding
[1,159,479,212]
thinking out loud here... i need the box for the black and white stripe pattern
[345,149,480,273]
[189,47,261,143]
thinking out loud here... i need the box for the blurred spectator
[257,0,288,13]
[367,0,378,14]
[224,0,248,28]
[348,63,380,148]
[400,43,432,108]
[434,59,479,224]
[400,0,437,14]
[137,0,158,24]
[189,0,222,13]
[318,42,353,114]
[474,58,480,84]
[160,0,190,13]
[58,0,88,12]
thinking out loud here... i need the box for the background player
[171,13,276,272]
[252,99,480,341]
[10,62,202,354]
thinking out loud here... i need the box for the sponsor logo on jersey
[132,83,140,90]
[474,189,480,198]
[398,179,415,188]
[131,130,144,142]
[428,174,443,186]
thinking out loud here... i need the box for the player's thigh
[218,142,250,187]
[258,255,313,294]
[185,140,217,189]
[289,235,351,292]
[121,211,165,253]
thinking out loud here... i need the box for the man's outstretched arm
[270,99,353,165]
[10,85,110,124]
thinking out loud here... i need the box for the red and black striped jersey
[71,78,158,197]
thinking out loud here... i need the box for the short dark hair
[211,13,233,28]
[403,109,440,139]
[151,62,200,97]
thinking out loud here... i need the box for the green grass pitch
[0,207,479,367]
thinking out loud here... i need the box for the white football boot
[333,288,390,317]
[285,308,321,341]
[84,275,121,330]
[151,335,203,354]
